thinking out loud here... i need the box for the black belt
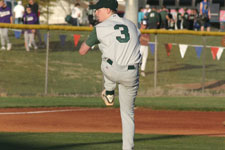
[106,59,135,70]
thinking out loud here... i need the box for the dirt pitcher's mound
[0,107,224,136]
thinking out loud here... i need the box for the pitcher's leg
[103,74,116,92]
[118,84,138,150]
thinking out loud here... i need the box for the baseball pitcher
[79,0,141,149]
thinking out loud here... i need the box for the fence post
[201,36,206,94]
[44,32,50,95]
[154,34,158,89]
[44,0,50,95]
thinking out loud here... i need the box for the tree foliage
[19,0,57,8]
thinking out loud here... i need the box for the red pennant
[210,47,219,60]
[165,43,172,56]
[73,34,81,47]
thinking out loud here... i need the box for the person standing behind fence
[87,1,97,27]
[23,6,38,52]
[189,9,195,30]
[28,0,42,46]
[200,0,211,31]
[159,6,168,29]
[182,8,189,30]
[167,8,175,30]
[139,20,149,77]
[0,0,12,51]
[146,7,160,29]
[13,1,24,24]
[71,3,81,26]
[144,4,151,17]
[175,8,182,29]
[138,7,145,28]
[194,9,201,31]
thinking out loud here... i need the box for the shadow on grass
[145,64,215,75]
[49,41,82,52]
[194,80,225,91]
[0,134,186,150]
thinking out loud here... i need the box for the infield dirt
[0,107,224,136]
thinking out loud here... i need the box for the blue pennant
[59,35,66,46]
[14,31,21,39]
[44,34,48,44]
[194,46,203,58]
[149,43,155,55]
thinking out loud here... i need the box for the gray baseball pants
[0,28,10,47]
[101,59,139,150]
[24,31,37,50]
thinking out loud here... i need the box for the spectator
[189,9,195,30]
[87,1,97,27]
[175,8,182,29]
[28,0,39,23]
[23,6,38,51]
[71,3,81,26]
[144,4,151,17]
[194,9,201,31]
[200,0,210,31]
[182,8,189,29]
[13,1,24,24]
[146,7,160,29]
[0,0,12,51]
[167,8,175,30]
[138,7,145,28]
[28,0,42,46]
[159,6,168,29]
[139,20,149,77]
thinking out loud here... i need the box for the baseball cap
[90,0,118,11]
[18,1,22,5]
[145,4,150,9]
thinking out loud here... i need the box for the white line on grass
[0,108,107,115]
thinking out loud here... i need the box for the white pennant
[179,44,188,58]
[217,48,224,60]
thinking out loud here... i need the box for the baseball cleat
[101,89,114,106]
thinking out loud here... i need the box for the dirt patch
[0,107,224,136]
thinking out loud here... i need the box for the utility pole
[124,0,138,26]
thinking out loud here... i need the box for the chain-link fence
[0,24,224,96]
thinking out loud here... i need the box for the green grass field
[0,96,225,111]
[0,132,224,150]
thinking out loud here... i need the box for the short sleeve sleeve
[85,27,100,47]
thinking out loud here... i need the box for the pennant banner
[211,47,219,60]
[149,43,155,55]
[59,35,67,46]
[73,34,81,47]
[14,31,21,39]
[194,46,203,59]
[179,44,188,58]
[165,43,172,56]
[217,48,224,60]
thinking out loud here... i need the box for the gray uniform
[86,14,141,150]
